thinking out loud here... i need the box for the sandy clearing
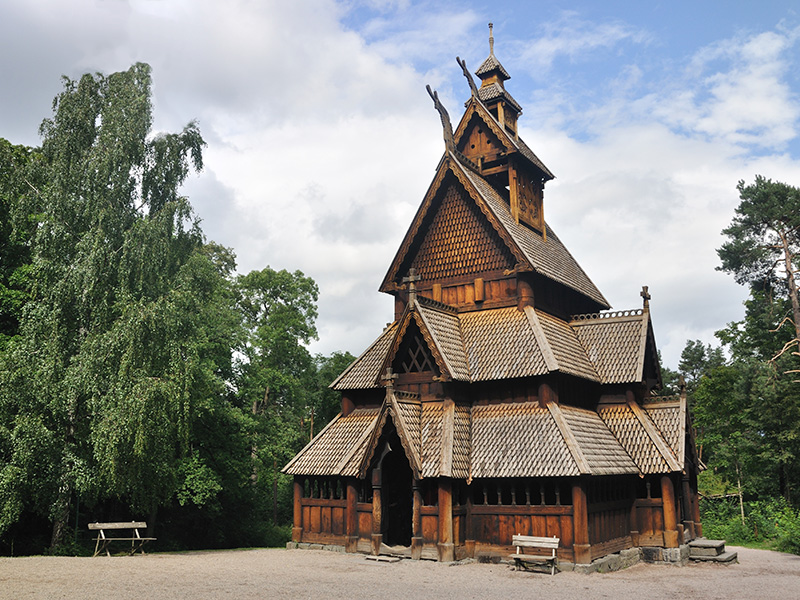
[1,546,798,600]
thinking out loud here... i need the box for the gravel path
[1,546,798,600]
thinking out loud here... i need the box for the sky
[2,0,800,369]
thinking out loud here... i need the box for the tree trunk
[778,229,800,369]
[147,505,158,539]
[49,479,72,550]
[736,463,745,527]
[273,458,278,524]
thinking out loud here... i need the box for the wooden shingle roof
[570,310,649,384]
[453,159,607,307]
[597,401,681,474]
[282,407,380,476]
[332,300,654,391]
[330,323,397,389]
[286,393,688,479]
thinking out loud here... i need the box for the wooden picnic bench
[509,534,559,574]
[88,522,156,557]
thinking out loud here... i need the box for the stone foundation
[640,544,689,566]
[569,548,642,574]
[286,542,346,553]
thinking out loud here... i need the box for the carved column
[572,478,591,564]
[437,478,454,562]
[292,477,303,543]
[346,478,359,552]
[411,478,423,560]
[371,469,383,555]
[661,475,680,548]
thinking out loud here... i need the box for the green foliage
[0,63,355,555]
[0,138,39,349]
[700,495,800,554]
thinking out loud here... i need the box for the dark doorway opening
[381,419,413,547]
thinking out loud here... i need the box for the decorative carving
[456,56,479,98]
[426,85,454,152]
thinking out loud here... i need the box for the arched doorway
[380,422,413,547]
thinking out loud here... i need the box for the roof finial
[403,268,421,304]
[488,22,494,55]
[640,285,651,310]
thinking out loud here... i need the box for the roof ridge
[524,306,558,372]
[416,295,458,314]
[414,302,461,381]
[570,309,644,322]
[627,400,681,472]
[546,402,591,474]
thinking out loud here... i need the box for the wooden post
[681,475,696,540]
[629,478,640,547]
[517,278,534,310]
[341,394,355,417]
[346,478,359,552]
[371,469,382,555]
[292,478,303,543]
[572,478,591,564]
[691,473,703,537]
[465,486,475,558]
[437,478,454,562]
[411,479,423,560]
[538,380,558,408]
[661,475,680,548]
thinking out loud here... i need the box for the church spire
[474,23,520,134]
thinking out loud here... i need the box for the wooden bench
[509,535,559,574]
[88,522,156,557]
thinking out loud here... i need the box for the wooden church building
[284,27,703,566]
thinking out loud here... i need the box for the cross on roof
[403,268,421,304]
[640,286,651,309]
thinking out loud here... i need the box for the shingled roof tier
[331,298,661,390]
[285,396,688,479]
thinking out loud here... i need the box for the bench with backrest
[509,534,559,574]
[88,522,156,557]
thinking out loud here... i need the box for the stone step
[690,550,738,564]
[688,538,726,556]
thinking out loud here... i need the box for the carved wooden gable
[392,320,440,376]
[410,183,515,281]
[457,113,506,165]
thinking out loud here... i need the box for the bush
[700,495,800,554]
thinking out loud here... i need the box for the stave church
[283,26,703,566]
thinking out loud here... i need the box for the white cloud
[3,1,800,370]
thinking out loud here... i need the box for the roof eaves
[330,323,397,390]
[282,412,344,474]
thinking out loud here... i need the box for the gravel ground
[1,546,798,600]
